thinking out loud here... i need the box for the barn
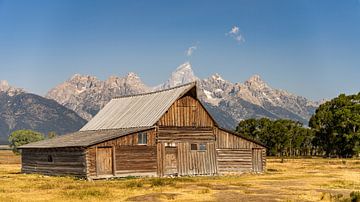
[19,82,266,179]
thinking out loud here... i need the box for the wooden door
[164,147,178,175]
[252,148,263,172]
[97,147,113,175]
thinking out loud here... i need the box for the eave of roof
[19,126,155,149]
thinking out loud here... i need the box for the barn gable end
[158,93,214,128]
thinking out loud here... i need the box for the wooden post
[95,147,98,177]
[112,146,116,176]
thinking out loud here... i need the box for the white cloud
[227,26,245,44]
[229,26,239,34]
[186,46,197,57]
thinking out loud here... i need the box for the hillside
[0,81,86,144]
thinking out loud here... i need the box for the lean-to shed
[20,82,266,179]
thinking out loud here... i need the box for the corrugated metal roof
[19,127,154,148]
[80,82,196,131]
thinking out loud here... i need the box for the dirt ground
[0,150,359,201]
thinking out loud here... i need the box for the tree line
[236,93,360,158]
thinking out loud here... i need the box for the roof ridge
[113,82,196,99]
[80,126,155,132]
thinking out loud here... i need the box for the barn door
[164,146,178,175]
[252,148,263,172]
[96,147,113,176]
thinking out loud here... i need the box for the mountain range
[0,62,320,143]
[46,62,318,128]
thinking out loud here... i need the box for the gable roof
[19,127,154,149]
[80,82,198,131]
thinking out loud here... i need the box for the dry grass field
[0,150,359,202]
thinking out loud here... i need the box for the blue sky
[0,0,359,100]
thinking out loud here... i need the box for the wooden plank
[158,95,214,127]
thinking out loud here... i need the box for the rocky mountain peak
[159,62,199,89]
[176,61,192,70]
[0,80,25,96]
[126,72,139,78]
[211,73,225,81]
[70,74,98,81]
[0,80,10,91]
[46,72,150,121]
[244,74,267,88]
[125,72,142,83]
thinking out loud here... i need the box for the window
[138,132,147,145]
[47,155,53,162]
[199,143,206,151]
[191,143,207,151]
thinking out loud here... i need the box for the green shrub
[350,191,360,202]
[8,130,44,154]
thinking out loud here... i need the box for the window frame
[190,143,207,151]
[199,143,207,151]
[47,155,53,163]
[190,143,198,150]
[137,132,148,145]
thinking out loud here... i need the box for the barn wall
[214,127,266,173]
[158,95,214,127]
[157,127,217,176]
[214,127,264,149]
[86,129,157,178]
[21,147,87,177]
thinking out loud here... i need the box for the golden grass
[0,152,359,202]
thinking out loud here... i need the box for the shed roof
[19,127,154,148]
[80,82,197,131]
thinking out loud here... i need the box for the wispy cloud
[186,46,197,57]
[226,26,245,44]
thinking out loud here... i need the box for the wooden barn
[19,82,266,179]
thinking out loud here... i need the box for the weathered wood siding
[85,129,157,178]
[158,95,214,127]
[21,148,87,177]
[157,127,217,176]
[252,148,265,172]
[217,149,252,173]
[214,127,263,149]
[214,127,266,174]
[115,146,157,175]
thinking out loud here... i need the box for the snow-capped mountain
[46,62,319,128]
[46,73,150,120]
[199,73,317,125]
